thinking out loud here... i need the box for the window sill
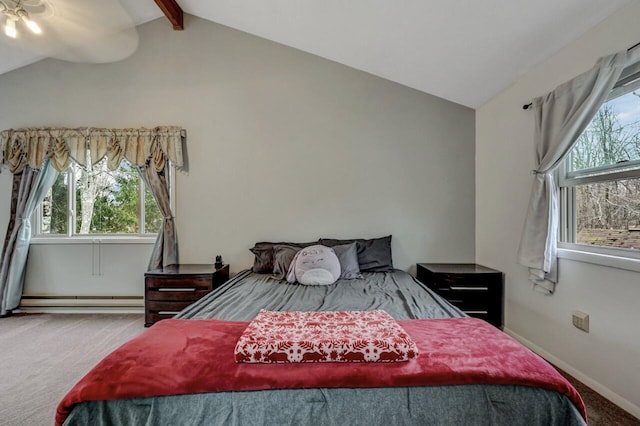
[557,246,640,273]
[31,237,157,245]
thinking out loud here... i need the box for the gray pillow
[250,241,317,273]
[272,244,301,280]
[319,235,393,272]
[332,242,363,279]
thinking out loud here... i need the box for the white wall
[476,1,640,416]
[0,14,475,297]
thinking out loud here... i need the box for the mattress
[62,270,586,426]
[177,269,464,321]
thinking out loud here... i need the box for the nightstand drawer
[416,263,504,328]
[145,276,212,290]
[460,310,490,322]
[146,288,212,302]
[146,300,195,314]
[445,294,492,311]
[437,287,492,306]
[430,279,492,292]
[426,271,493,287]
[144,264,230,327]
[145,310,189,325]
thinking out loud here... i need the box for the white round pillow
[286,245,341,285]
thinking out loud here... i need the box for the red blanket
[56,317,586,425]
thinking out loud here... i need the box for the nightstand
[416,263,503,328]
[144,264,230,327]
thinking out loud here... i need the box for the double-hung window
[34,154,166,240]
[559,61,640,259]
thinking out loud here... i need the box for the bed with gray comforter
[63,270,586,426]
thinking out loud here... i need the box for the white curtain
[517,49,640,294]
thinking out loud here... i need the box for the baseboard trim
[19,295,144,313]
[504,327,640,419]
[17,306,144,314]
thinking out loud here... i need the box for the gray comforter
[63,270,586,426]
[177,269,464,321]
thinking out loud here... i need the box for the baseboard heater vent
[20,295,144,308]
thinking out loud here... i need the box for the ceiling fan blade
[0,0,139,63]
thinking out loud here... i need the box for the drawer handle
[158,311,182,315]
[158,288,197,292]
[450,286,488,291]
[464,310,489,314]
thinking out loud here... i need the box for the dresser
[416,263,503,328]
[144,264,230,327]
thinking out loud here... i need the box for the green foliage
[84,169,140,234]
[48,174,68,234]
[145,188,162,234]
[43,159,163,235]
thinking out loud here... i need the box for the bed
[58,268,587,426]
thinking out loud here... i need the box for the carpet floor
[0,313,638,425]
[0,313,144,426]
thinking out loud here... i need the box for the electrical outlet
[572,310,589,332]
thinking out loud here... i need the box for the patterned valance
[0,126,185,174]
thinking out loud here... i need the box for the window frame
[558,63,640,264]
[31,162,175,244]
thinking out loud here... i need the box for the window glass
[144,185,162,234]
[569,91,640,173]
[574,178,640,249]
[562,66,640,255]
[41,173,69,235]
[73,160,141,234]
[35,156,167,238]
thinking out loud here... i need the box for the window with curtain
[559,61,640,258]
[34,154,173,238]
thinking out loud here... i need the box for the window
[36,155,166,239]
[560,62,640,257]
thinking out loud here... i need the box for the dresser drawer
[146,300,195,315]
[145,300,196,328]
[442,290,491,310]
[146,288,212,302]
[431,279,492,292]
[145,276,212,291]
[145,312,172,325]
[444,291,492,310]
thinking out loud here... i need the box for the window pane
[575,178,640,250]
[41,172,68,235]
[74,159,140,234]
[570,90,640,172]
[144,186,162,234]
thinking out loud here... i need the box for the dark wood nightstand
[144,264,230,327]
[416,263,503,328]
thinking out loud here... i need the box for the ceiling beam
[153,0,184,30]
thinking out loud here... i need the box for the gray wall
[0,15,475,297]
[476,1,640,415]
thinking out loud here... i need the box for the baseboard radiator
[19,295,144,313]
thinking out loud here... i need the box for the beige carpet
[0,314,144,426]
[1,314,638,426]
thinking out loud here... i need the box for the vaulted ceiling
[0,0,633,108]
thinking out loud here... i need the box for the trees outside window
[561,82,640,252]
[38,155,163,237]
